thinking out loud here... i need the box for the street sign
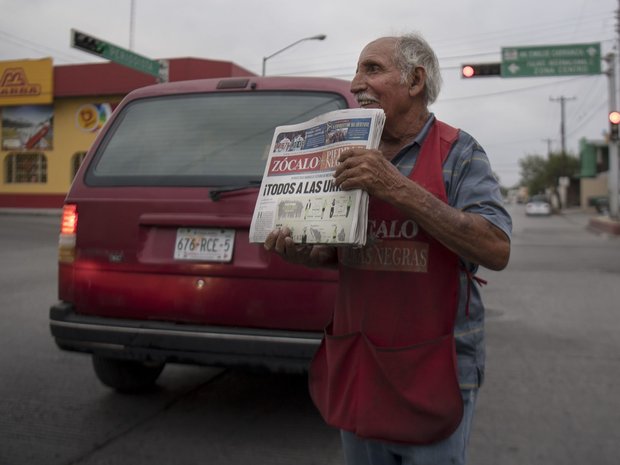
[71,29,168,82]
[501,43,601,78]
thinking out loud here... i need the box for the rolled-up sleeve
[445,135,513,242]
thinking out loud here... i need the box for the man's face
[350,38,412,121]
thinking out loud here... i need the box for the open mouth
[355,93,379,107]
[357,99,379,107]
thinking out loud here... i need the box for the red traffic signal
[461,63,501,78]
[462,65,475,78]
[609,111,620,140]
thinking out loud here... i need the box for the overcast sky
[0,0,617,186]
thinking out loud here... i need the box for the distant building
[0,57,254,208]
[578,137,609,210]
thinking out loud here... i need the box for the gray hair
[393,33,442,105]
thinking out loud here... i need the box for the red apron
[309,120,463,444]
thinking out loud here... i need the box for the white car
[525,195,552,216]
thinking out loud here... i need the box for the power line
[432,11,612,51]
[285,10,613,69]
[567,99,607,136]
[567,78,606,128]
[268,36,615,79]
[0,28,81,63]
[440,75,599,102]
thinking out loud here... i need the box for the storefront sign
[0,58,53,106]
[75,103,114,132]
[1,105,54,150]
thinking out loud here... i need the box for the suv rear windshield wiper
[209,181,262,201]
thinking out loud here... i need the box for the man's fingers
[271,227,292,254]
[337,148,358,162]
[288,237,304,254]
[263,230,278,251]
[264,227,292,252]
[274,234,288,253]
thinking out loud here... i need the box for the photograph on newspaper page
[249,108,385,247]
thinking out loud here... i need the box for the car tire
[92,355,165,393]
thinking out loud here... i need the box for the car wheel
[92,355,165,393]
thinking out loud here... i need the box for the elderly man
[264,32,511,465]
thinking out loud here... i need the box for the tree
[518,154,548,195]
[547,152,580,181]
[518,152,579,199]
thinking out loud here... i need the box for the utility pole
[606,52,619,219]
[549,96,576,168]
[129,0,136,51]
[549,96,575,209]
[613,0,620,219]
[617,0,620,106]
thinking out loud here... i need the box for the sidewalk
[556,205,620,236]
[588,214,620,235]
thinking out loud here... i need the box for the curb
[588,216,620,236]
[0,208,62,216]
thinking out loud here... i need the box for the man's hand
[333,148,510,271]
[264,227,338,269]
[333,148,406,200]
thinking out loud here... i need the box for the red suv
[50,76,357,392]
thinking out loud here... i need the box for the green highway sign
[71,29,168,82]
[501,43,601,78]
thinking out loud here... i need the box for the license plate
[174,228,235,262]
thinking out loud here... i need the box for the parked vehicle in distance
[525,194,552,216]
[588,196,609,215]
[50,76,358,392]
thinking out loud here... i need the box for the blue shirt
[392,114,512,388]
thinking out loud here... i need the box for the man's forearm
[384,178,510,270]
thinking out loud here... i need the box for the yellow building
[0,57,254,208]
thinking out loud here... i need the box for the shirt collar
[390,113,436,165]
[411,113,436,148]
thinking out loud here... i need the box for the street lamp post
[262,34,326,76]
[606,53,620,219]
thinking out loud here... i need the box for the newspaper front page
[249,108,385,247]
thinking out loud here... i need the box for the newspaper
[249,108,385,247]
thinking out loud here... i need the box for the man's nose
[350,71,365,94]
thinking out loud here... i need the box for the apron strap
[460,263,487,318]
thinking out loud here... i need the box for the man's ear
[408,67,426,98]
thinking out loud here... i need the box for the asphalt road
[470,206,620,465]
[0,206,619,465]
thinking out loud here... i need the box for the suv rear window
[85,91,348,187]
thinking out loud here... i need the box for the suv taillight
[59,204,77,263]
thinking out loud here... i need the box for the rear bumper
[49,302,323,373]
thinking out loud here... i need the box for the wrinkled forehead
[357,37,397,64]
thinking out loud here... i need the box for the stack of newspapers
[249,108,385,247]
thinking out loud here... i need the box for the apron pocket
[309,326,361,434]
[356,333,463,444]
[309,328,463,445]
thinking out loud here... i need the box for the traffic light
[609,111,620,140]
[461,63,501,78]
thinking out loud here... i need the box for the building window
[72,151,87,179]
[4,153,47,183]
